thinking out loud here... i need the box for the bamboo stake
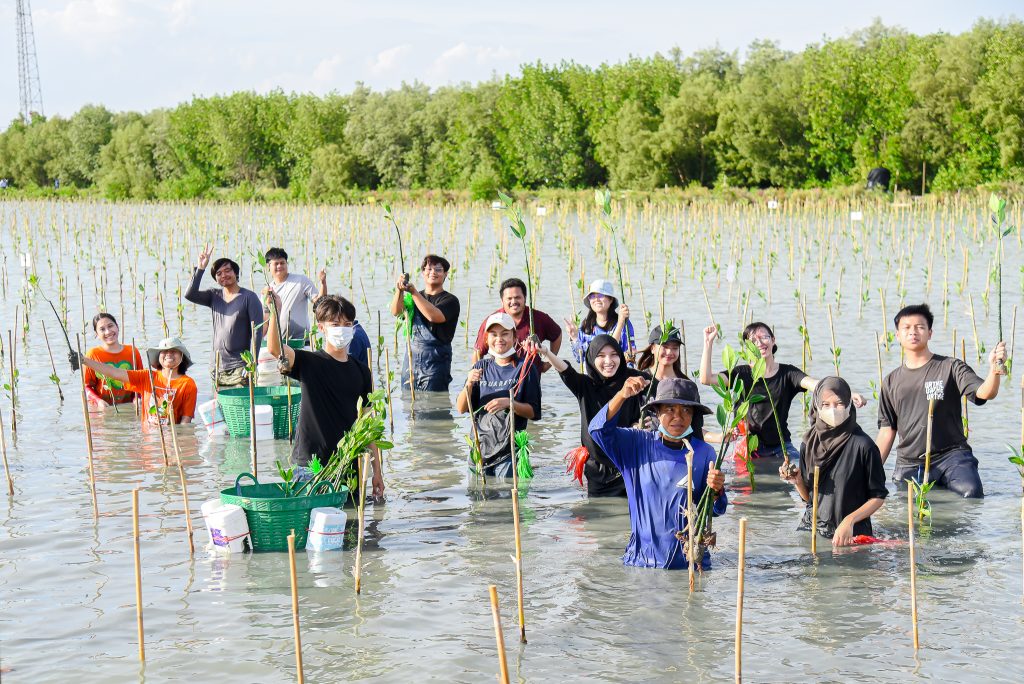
[826,304,839,375]
[686,448,696,593]
[922,398,937,487]
[354,451,369,594]
[384,347,395,432]
[76,336,99,518]
[811,465,820,554]
[167,404,194,556]
[144,363,170,467]
[132,487,145,663]
[508,389,526,642]
[287,532,305,684]
[41,321,63,401]
[907,481,919,651]
[7,330,15,433]
[488,585,511,684]
[406,329,416,402]
[131,337,140,417]
[249,324,258,477]
[735,517,747,684]
[0,397,11,496]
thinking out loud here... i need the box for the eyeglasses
[748,335,773,344]
[423,265,446,273]
[587,293,608,301]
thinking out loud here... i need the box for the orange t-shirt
[124,370,198,423]
[85,346,144,404]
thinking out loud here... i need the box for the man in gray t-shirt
[876,303,1006,498]
[263,247,326,341]
[185,245,264,388]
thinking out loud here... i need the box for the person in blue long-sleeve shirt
[590,376,727,570]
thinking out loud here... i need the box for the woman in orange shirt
[78,337,197,424]
[84,313,144,406]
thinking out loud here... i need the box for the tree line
[1,20,1021,201]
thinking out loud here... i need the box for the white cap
[584,279,616,309]
[485,312,516,331]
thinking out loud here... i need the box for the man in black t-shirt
[265,291,384,499]
[389,254,461,392]
[876,303,1006,498]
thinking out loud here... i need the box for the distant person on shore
[589,376,727,569]
[263,247,325,342]
[876,303,1006,497]
[564,279,635,364]
[83,313,143,406]
[264,290,384,499]
[457,313,542,477]
[780,377,887,546]
[74,337,198,424]
[472,277,561,372]
[185,244,263,389]
[389,254,461,391]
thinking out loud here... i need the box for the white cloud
[312,54,344,84]
[429,42,516,78]
[166,0,196,31]
[367,44,412,75]
[36,0,136,45]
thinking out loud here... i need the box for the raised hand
[317,269,327,287]
[564,317,579,339]
[197,243,213,270]
[702,324,718,347]
[619,375,649,399]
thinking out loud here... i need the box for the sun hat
[583,279,617,310]
[147,337,193,373]
[484,312,516,332]
[641,377,712,415]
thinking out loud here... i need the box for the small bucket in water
[305,506,347,552]
[201,500,250,553]
[197,399,228,436]
[253,405,275,441]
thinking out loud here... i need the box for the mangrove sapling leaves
[1005,445,1024,482]
[989,193,1007,227]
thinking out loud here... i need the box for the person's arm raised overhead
[184,244,214,306]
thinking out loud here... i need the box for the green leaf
[989,193,1007,225]
[746,393,766,405]
[715,404,727,430]
[1003,226,1015,238]
[747,435,759,453]
[722,345,738,372]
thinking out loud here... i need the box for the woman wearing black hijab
[780,376,888,546]
[535,334,645,496]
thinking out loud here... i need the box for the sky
[2,0,1020,125]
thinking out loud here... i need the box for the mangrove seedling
[990,193,1015,374]
[1007,445,1024,491]
[514,430,534,480]
[497,191,535,336]
[314,390,393,495]
[910,478,936,522]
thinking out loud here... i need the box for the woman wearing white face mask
[780,377,887,547]
[265,291,385,500]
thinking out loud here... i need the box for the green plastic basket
[220,473,349,551]
[217,385,301,439]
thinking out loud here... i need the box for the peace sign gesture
[197,243,213,270]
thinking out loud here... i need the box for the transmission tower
[15,0,44,122]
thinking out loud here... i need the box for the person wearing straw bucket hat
[565,279,635,365]
[75,337,198,424]
[589,375,727,569]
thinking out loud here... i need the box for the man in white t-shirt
[263,247,327,341]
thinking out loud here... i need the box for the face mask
[659,424,693,441]
[819,406,849,428]
[489,344,516,359]
[324,325,355,350]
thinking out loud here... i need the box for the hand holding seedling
[465,368,482,387]
[989,340,1007,375]
[620,304,631,320]
[851,393,867,408]
[778,463,800,483]
[68,350,82,372]
[707,467,725,494]
[261,287,281,310]
[196,243,213,270]
[395,276,415,293]
[618,376,649,399]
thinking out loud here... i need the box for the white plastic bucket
[305,506,347,552]
[254,405,275,441]
[201,500,250,553]
[197,399,228,436]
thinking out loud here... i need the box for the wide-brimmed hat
[646,324,682,346]
[583,279,616,310]
[485,312,516,331]
[641,377,711,415]
[147,337,193,374]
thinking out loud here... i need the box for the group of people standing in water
[70,243,1009,571]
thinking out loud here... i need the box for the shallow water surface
[1,200,1023,682]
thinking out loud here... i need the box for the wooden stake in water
[811,465,820,554]
[826,303,839,375]
[287,532,305,684]
[41,321,64,401]
[144,362,170,467]
[354,451,369,594]
[384,347,395,432]
[132,487,145,663]
[735,517,747,684]
[508,389,526,643]
[7,330,15,434]
[922,392,941,488]
[248,324,258,478]
[686,448,696,593]
[488,585,511,684]
[907,481,919,651]
[76,336,99,518]
[0,399,12,496]
[167,404,194,556]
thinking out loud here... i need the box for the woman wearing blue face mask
[589,376,727,569]
[265,291,385,500]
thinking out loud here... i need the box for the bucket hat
[147,337,193,374]
[583,279,617,310]
[641,377,712,415]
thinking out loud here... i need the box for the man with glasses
[185,244,264,389]
[388,254,461,391]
